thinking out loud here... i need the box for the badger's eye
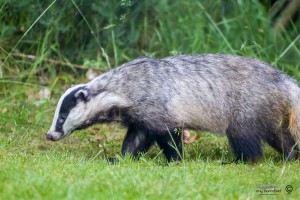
[58,115,66,124]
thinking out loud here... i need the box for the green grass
[1,84,300,199]
[1,0,300,199]
[1,152,299,199]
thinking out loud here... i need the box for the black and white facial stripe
[55,86,86,132]
[47,83,131,141]
[47,84,88,140]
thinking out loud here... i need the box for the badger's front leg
[122,124,155,158]
[155,130,183,162]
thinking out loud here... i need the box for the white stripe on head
[47,82,131,141]
[48,84,86,134]
[61,90,131,134]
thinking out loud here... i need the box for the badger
[47,54,300,162]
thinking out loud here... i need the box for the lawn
[1,0,300,199]
[0,84,299,199]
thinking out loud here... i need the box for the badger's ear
[75,89,89,102]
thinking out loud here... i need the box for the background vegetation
[1,0,300,199]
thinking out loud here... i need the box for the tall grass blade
[0,0,57,78]
[273,33,300,65]
[71,0,111,69]
[197,2,234,53]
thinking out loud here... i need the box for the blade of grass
[0,0,9,13]
[111,30,118,66]
[71,0,111,69]
[197,2,234,53]
[165,125,183,161]
[273,33,300,65]
[0,0,57,78]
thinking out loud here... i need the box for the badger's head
[46,84,130,141]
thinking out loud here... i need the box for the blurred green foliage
[0,0,299,79]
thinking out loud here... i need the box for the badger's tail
[288,86,300,145]
[289,108,300,143]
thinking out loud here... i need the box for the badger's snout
[46,131,63,141]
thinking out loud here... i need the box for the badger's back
[88,54,296,133]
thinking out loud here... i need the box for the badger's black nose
[46,134,54,141]
[46,131,62,141]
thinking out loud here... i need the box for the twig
[11,52,105,72]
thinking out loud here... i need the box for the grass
[1,0,300,199]
[1,153,299,199]
[1,84,300,199]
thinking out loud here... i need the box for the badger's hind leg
[264,128,299,160]
[122,124,155,158]
[226,123,263,162]
[155,130,183,162]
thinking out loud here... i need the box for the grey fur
[47,54,300,161]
